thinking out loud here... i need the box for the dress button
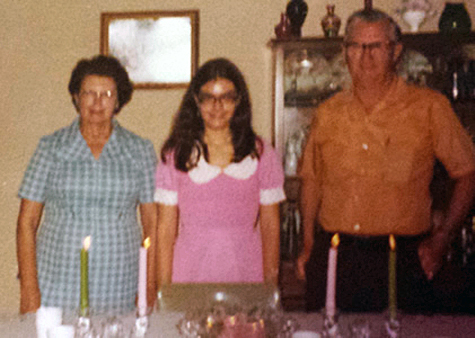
[362,143,368,150]
[354,223,361,231]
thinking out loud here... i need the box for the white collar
[188,154,258,184]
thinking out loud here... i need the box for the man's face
[344,20,402,87]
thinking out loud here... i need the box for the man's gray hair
[345,9,402,43]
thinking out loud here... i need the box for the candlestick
[325,233,339,317]
[388,234,397,321]
[138,237,150,317]
[80,236,91,317]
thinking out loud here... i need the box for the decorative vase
[275,12,292,40]
[286,0,308,38]
[438,2,472,34]
[321,4,341,38]
[402,10,426,32]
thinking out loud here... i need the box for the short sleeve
[258,141,286,205]
[138,140,158,204]
[298,113,321,183]
[430,94,475,178]
[18,137,54,203]
[154,154,179,205]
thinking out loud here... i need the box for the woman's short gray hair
[345,9,402,43]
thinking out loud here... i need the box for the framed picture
[101,10,199,89]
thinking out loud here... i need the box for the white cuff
[154,188,178,205]
[260,187,286,205]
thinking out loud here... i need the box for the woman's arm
[16,199,44,314]
[157,204,179,289]
[139,202,158,308]
[260,203,280,286]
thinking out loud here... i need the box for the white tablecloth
[1,311,475,337]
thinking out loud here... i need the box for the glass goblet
[100,317,125,338]
[349,318,371,338]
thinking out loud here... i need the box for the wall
[1,0,474,315]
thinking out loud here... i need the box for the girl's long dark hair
[161,58,261,172]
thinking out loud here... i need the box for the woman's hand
[260,204,280,287]
[19,283,41,314]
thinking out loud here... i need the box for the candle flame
[206,315,213,328]
[389,234,396,251]
[83,236,91,251]
[331,233,340,247]
[143,237,151,250]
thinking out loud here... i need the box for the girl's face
[195,77,240,132]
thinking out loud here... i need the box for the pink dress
[154,141,285,283]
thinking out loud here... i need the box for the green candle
[80,236,91,317]
[388,234,397,321]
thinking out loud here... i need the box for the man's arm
[419,170,475,279]
[296,177,320,280]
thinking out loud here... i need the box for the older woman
[155,58,285,287]
[17,55,157,318]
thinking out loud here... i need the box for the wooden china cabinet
[270,32,475,311]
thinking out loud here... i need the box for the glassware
[382,318,401,338]
[321,5,341,38]
[74,316,97,338]
[275,13,292,40]
[349,318,371,338]
[130,307,152,338]
[321,310,342,338]
[100,317,125,338]
[439,2,471,34]
[286,0,308,38]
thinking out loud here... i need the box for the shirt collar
[188,153,258,184]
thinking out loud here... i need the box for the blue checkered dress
[18,118,157,315]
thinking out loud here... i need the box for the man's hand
[296,239,313,280]
[418,230,450,280]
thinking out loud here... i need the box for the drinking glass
[349,318,371,338]
[100,317,125,338]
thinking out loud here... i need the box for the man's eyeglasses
[195,92,240,108]
[344,41,395,54]
[79,90,116,101]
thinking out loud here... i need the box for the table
[1,311,475,337]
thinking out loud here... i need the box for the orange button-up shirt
[299,77,475,235]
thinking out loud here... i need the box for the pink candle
[138,237,150,316]
[325,233,340,317]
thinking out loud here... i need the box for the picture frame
[101,10,199,89]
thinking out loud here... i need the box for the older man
[297,9,475,312]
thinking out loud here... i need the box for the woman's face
[196,77,239,132]
[74,75,118,126]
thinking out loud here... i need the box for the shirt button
[354,223,361,231]
[362,143,368,150]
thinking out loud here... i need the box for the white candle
[138,237,150,317]
[325,233,339,317]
